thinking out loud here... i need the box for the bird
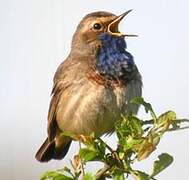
[35,10,142,162]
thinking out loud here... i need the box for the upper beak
[107,10,138,37]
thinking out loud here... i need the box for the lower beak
[107,10,137,37]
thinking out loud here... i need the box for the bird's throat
[96,33,136,82]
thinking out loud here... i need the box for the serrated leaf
[150,153,173,177]
[79,148,98,161]
[40,171,73,180]
[83,172,95,180]
[131,170,150,180]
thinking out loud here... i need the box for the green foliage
[83,173,95,180]
[40,97,189,180]
[79,148,98,161]
[150,153,173,177]
[40,169,73,180]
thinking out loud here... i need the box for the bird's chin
[98,33,124,41]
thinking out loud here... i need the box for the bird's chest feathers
[95,33,136,83]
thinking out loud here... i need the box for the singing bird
[36,10,142,162]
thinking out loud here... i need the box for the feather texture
[96,33,137,82]
[35,11,143,162]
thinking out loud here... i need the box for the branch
[168,126,189,132]
[79,142,85,176]
[174,119,189,123]
[141,118,189,125]
[98,138,114,153]
[95,163,111,180]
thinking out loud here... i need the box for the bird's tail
[35,137,72,162]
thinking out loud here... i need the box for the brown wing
[47,81,62,141]
[47,55,90,141]
[47,59,72,141]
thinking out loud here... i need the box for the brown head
[71,10,133,54]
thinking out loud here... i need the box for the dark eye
[93,23,102,30]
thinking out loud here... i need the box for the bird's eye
[93,23,102,30]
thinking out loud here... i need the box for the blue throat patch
[96,33,136,81]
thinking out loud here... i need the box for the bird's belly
[56,79,141,137]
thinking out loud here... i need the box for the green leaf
[96,138,106,157]
[116,114,143,141]
[157,111,177,132]
[122,136,142,151]
[115,118,131,138]
[131,170,150,180]
[83,172,95,180]
[79,148,98,161]
[129,116,143,136]
[112,174,124,180]
[150,153,173,177]
[40,171,73,180]
[131,97,157,121]
[135,138,156,161]
[130,97,152,113]
[62,167,72,174]
[112,168,125,180]
[39,98,189,180]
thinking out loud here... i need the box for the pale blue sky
[1,0,189,179]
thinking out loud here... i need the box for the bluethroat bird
[36,10,142,162]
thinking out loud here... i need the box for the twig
[141,119,154,125]
[79,142,85,176]
[150,177,158,180]
[98,138,114,153]
[98,138,122,166]
[95,163,111,180]
[141,118,189,125]
[168,126,189,132]
[174,119,189,123]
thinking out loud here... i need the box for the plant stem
[168,126,189,131]
[175,119,189,123]
[78,142,85,176]
[141,118,189,125]
[95,163,111,180]
[98,138,114,153]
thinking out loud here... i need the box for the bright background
[1,0,189,179]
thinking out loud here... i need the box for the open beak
[107,10,138,37]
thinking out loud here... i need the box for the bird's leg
[98,138,122,165]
